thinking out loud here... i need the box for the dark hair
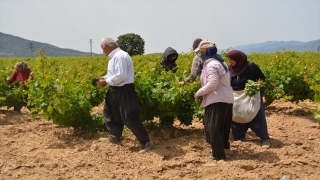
[192,38,202,50]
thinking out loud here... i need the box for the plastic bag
[232,90,261,124]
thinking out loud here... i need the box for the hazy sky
[1,0,319,54]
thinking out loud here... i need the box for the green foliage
[245,51,317,103]
[0,50,107,132]
[1,50,319,129]
[133,53,203,126]
[244,80,264,97]
[0,61,28,108]
[117,33,145,56]
[304,68,320,124]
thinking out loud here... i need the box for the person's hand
[91,78,99,86]
[97,79,107,88]
[194,94,202,100]
[194,94,199,100]
[179,81,185,86]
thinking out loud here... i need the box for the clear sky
[1,0,319,54]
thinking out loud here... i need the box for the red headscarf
[226,50,249,74]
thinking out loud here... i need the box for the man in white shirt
[97,37,151,153]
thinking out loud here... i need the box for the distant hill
[229,40,320,54]
[1,32,319,57]
[0,32,99,57]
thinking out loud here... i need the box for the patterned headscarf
[15,62,29,73]
[226,50,249,74]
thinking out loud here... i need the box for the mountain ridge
[0,32,319,57]
[229,39,320,54]
[0,32,98,57]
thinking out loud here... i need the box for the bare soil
[0,100,319,180]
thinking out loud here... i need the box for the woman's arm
[184,56,202,82]
[7,70,18,84]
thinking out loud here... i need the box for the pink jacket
[195,58,234,107]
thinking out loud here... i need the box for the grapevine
[0,50,319,130]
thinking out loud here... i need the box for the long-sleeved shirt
[7,69,33,84]
[184,55,203,82]
[230,62,265,91]
[195,58,234,107]
[103,48,134,87]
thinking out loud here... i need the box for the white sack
[232,90,261,124]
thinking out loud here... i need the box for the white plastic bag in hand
[232,90,261,124]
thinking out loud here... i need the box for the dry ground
[0,100,319,180]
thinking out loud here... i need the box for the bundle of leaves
[244,80,264,97]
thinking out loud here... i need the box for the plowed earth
[0,100,319,180]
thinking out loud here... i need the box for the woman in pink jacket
[194,40,234,161]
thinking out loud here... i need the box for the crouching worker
[7,62,34,113]
[161,47,178,72]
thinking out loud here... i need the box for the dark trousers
[14,100,27,112]
[103,84,150,144]
[14,94,29,112]
[231,91,269,140]
[204,102,233,159]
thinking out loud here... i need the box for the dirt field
[0,100,319,180]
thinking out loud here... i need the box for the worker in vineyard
[194,40,234,161]
[7,62,34,112]
[157,46,179,127]
[96,37,151,153]
[179,38,203,85]
[226,50,270,149]
[161,47,178,72]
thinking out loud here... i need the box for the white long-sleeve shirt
[103,48,134,87]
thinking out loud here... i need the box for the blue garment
[199,52,229,73]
